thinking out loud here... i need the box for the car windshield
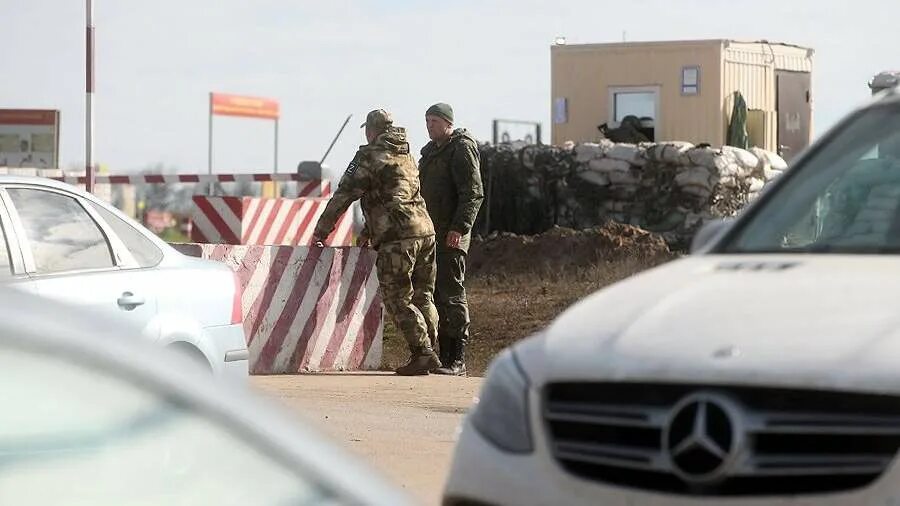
[722,101,900,254]
[0,345,340,505]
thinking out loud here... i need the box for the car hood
[533,255,900,394]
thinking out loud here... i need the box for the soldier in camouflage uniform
[419,103,484,376]
[313,109,441,376]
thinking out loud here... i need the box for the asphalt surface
[253,373,483,505]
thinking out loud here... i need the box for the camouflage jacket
[314,127,434,247]
[419,128,484,252]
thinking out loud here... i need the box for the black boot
[396,348,441,376]
[433,338,467,377]
[438,335,453,367]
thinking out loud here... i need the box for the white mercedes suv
[445,88,900,505]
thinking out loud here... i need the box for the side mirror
[690,220,729,254]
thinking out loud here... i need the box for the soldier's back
[358,127,434,246]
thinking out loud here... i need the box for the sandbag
[589,158,632,173]
[722,146,760,171]
[646,142,694,164]
[577,170,611,187]
[751,147,788,171]
[681,147,718,168]
[607,144,643,164]
[575,143,605,163]
[748,178,765,193]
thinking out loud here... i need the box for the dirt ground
[253,374,482,505]
[382,224,675,376]
[251,224,676,505]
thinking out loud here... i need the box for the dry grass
[381,254,674,376]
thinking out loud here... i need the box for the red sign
[210,93,279,120]
[0,109,58,126]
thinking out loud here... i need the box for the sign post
[207,92,280,194]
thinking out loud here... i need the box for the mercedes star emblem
[662,392,745,485]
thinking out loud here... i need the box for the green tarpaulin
[727,91,749,149]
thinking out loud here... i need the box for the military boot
[395,348,441,376]
[433,338,467,377]
[438,335,453,367]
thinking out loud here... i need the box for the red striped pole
[85,0,95,193]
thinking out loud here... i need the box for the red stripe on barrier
[349,290,384,368]
[255,247,328,372]
[273,200,301,245]
[319,250,373,370]
[234,246,266,339]
[253,199,285,245]
[246,246,297,345]
[242,199,268,244]
[290,249,352,372]
[292,200,320,246]
[193,196,241,245]
[210,243,229,262]
[191,226,209,243]
[297,180,317,198]
[225,196,244,220]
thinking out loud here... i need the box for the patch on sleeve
[344,161,359,176]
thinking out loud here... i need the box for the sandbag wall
[476,141,788,248]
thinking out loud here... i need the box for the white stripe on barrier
[304,249,362,370]
[210,197,242,238]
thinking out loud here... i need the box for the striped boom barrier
[190,196,353,246]
[173,243,383,374]
[50,173,332,194]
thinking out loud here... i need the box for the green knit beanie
[426,103,454,125]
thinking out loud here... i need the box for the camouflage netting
[474,141,788,249]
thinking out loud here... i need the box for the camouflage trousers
[376,236,439,353]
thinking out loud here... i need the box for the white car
[0,177,248,380]
[0,287,412,505]
[444,89,900,504]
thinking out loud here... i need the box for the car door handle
[117,292,145,310]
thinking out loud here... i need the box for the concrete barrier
[190,196,354,247]
[175,243,383,374]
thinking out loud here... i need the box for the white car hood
[539,255,900,393]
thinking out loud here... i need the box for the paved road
[252,373,483,505]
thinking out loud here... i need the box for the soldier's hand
[356,235,371,248]
[312,235,326,248]
[446,231,462,249]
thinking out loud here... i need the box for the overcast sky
[2,0,897,180]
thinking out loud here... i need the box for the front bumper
[444,400,900,506]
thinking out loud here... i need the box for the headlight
[469,349,533,453]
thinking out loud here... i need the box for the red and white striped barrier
[173,243,383,374]
[51,173,332,194]
[190,196,353,246]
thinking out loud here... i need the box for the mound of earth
[468,222,672,278]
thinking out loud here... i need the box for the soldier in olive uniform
[419,103,484,376]
[313,109,441,376]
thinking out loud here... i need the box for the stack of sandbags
[570,141,785,246]
[476,141,787,249]
[751,147,789,189]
